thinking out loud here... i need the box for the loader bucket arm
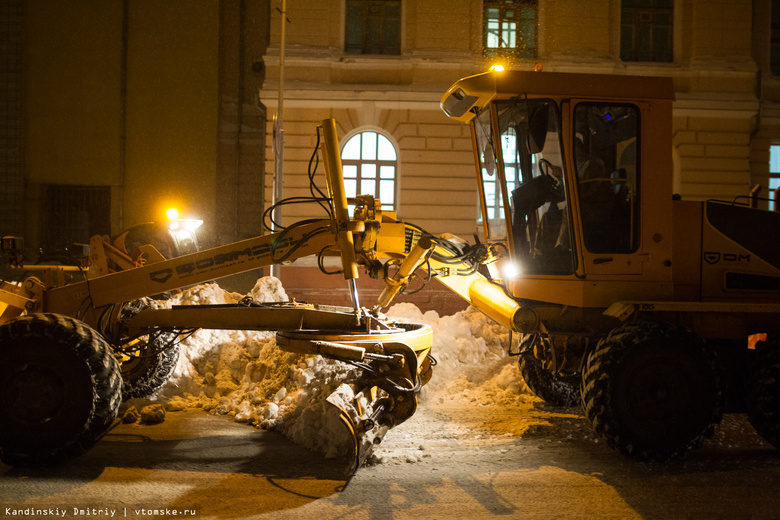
[0,115,521,472]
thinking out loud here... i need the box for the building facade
[3,0,269,253]
[261,0,777,240]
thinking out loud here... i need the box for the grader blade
[325,383,390,474]
[277,325,432,473]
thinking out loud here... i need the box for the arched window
[341,130,398,211]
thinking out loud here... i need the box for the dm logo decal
[703,251,751,265]
[704,252,720,265]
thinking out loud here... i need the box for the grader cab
[442,69,780,460]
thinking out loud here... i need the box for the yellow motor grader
[441,69,780,461]
[0,119,527,471]
[3,69,780,470]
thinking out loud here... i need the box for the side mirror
[482,143,497,178]
[526,103,549,154]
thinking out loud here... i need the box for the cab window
[496,98,575,275]
[573,103,641,254]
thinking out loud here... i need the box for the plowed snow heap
[134,277,529,462]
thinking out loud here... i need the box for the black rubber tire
[518,346,581,407]
[120,338,180,400]
[581,321,723,461]
[747,339,780,449]
[0,313,122,466]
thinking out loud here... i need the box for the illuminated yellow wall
[25,1,122,187]
[24,0,219,243]
[123,0,219,229]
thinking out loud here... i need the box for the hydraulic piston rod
[320,118,361,310]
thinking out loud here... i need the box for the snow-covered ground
[130,276,532,463]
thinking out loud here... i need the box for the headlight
[501,261,521,280]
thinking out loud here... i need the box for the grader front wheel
[0,313,122,466]
[581,321,723,461]
[112,299,180,400]
[517,339,580,408]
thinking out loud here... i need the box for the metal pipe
[467,278,540,333]
[270,0,287,278]
[118,0,129,232]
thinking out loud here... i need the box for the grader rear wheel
[581,321,723,461]
[747,339,780,449]
[0,313,122,466]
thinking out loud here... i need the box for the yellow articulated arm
[43,220,336,319]
[437,268,543,333]
[316,117,540,334]
[367,225,543,334]
[19,117,533,339]
[374,236,434,309]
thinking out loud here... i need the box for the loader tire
[747,339,780,449]
[580,321,723,461]
[518,347,581,407]
[0,313,122,466]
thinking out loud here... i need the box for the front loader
[441,69,780,460]
[0,119,527,471]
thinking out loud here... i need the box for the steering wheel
[537,158,564,200]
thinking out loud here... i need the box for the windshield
[474,98,575,275]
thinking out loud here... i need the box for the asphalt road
[1,400,779,520]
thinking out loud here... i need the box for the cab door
[565,100,644,276]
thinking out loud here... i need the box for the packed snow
[125,276,531,464]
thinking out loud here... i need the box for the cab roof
[441,70,675,123]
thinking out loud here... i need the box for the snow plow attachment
[277,323,433,473]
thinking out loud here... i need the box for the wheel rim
[3,363,67,424]
[0,343,95,450]
[612,344,717,447]
[621,357,695,428]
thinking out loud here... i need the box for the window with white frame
[770,145,780,210]
[341,130,398,211]
[483,0,537,60]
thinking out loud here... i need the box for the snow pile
[385,303,530,404]
[140,277,529,461]
[143,278,362,459]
